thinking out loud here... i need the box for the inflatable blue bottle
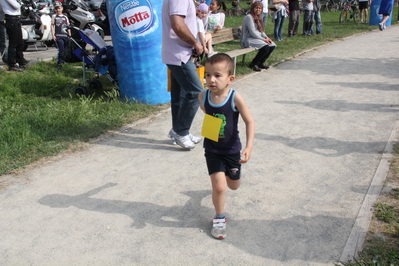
[107,0,169,104]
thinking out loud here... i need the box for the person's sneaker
[168,129,195,149]
[383,25,387,30]
[189,133,202,144]
[211,217,226,239]
[19,64,28,69]
[379,23,383,31]
[9,65,23,72]
[168,129,177,145]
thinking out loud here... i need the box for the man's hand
[171,15,202,54]
[193,42,204,55]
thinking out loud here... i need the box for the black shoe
[19,64,28,69]
[9,65,23,72]
[257,63,269,69]
[249,62,261,71]
[251,64,261,71]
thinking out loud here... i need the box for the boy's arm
[66,17,71,36]
[234,92,255,163]
[198,91,205,112]
[51,17,56,41]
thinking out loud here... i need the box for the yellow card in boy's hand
[201,114,223,142]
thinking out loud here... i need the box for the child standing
[197,3,216,57]
[198,53,255,239]
[207,0,226,31]
[51,1,70,69]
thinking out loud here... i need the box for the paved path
[0,27,398,265]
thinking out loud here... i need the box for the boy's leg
[56,38,63,64]
[210,171,242,215]
[205,32,213,53]
[58,38,67,63]
[210,172,227,215]
[210,172,227,239]
[226,176,241,190]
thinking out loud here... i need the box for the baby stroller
[63,26,118,96]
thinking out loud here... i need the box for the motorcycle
[20,0,52,51]
[88,0,110,36]
[63,0,105,40]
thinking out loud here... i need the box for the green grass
[0,8,397,177]
[0,61,163,175]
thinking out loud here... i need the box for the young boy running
[198,53,255,239]
[51,1,70,69]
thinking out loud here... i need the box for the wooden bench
[211,26,256,75]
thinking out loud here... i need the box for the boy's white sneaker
[211,217,226,239]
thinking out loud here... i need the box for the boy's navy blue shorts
[204,151,241,180]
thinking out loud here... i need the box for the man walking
[313,0,322,34]
[162,0,204,149]
[0,4,7,63]
[0,0,28,71]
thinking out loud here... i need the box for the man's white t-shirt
[162,0,198,66]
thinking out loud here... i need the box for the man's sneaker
[168,129,177,145]
[379,23,384,31]
[9,65,23,72]
[168,129,195,149]
[211,217,226,239]
[19,64,28,69]
[189,133,202,144]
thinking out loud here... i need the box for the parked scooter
[86,0,110,36]
[63,0,105,39]
[20,0,52,51]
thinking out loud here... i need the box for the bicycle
[226,0,250,17]
[339,0,360,23]
[324,0,339,12]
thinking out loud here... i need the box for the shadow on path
[276,100,399,113]
[256,134,386,157]
[38,183,351,263]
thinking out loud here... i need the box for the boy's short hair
[206,53,235,75]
